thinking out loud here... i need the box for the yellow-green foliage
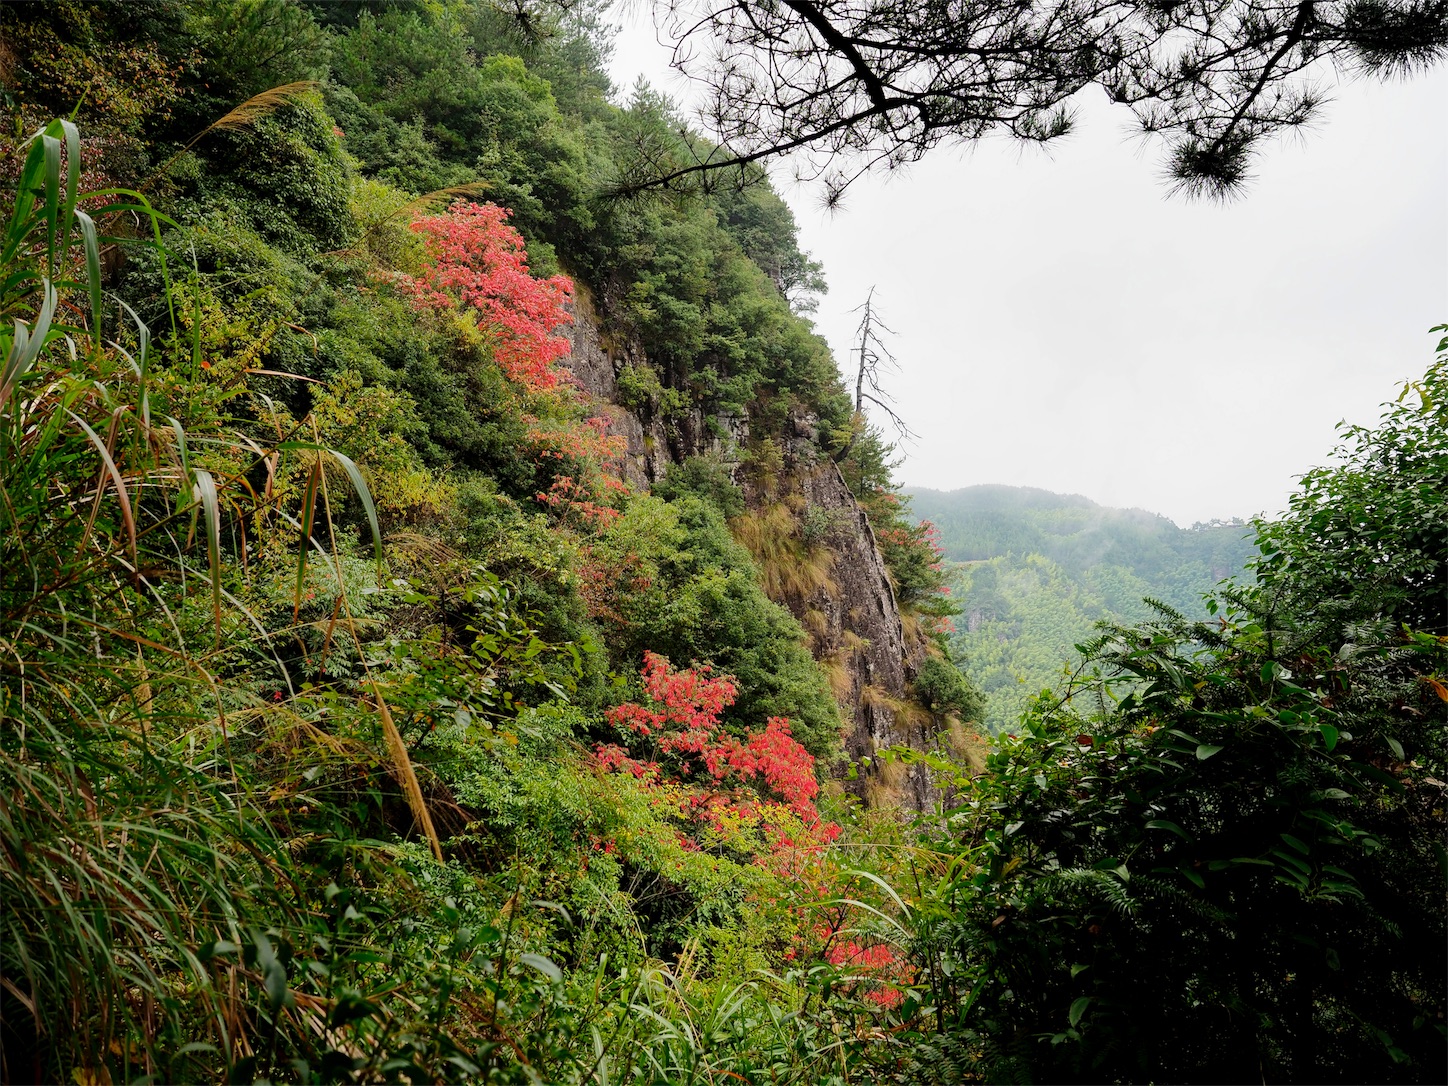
[311,368,454,519]
[348,174,431,271]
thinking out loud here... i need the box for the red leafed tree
[406,200,632,526]
[814,920,910,1008]
[407,201,573,393]
[602,655,912,1001]
[598,652,835,836]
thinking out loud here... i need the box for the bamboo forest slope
[909,485,1257,731]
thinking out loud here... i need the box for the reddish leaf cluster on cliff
[596,653,838,856]
[406,201,574,393]
[875,516,957,635]
[406,200,628,523]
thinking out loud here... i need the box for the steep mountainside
[0,4,977,1079]
[565,289,950,810]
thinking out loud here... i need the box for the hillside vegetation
[0,3,966,1081]
[2,3,1444,1084]
[909,485,1258,731]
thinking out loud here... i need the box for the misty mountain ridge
[908,485,1259,731]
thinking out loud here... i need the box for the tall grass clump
[731,502,838,603]
[0,118,409,1084]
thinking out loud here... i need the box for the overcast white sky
[606,18,1448,527]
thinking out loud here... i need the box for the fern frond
[1042,867,1137,917]
[1143,596,1186,622]
[1131,874,1231,923]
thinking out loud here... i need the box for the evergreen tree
[627,0,1448,199]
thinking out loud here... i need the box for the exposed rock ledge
[561,286,746,488]
[759,444,937,812]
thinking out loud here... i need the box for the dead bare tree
[852,287,916,445]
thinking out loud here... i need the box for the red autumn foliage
[801,897,914,1007]
[596,652,837,845]
[406,201,573,393]
[599,657,913,1001]
[404,200,633,525]
[522,410,627,466]
[526,411,629,526]
[815,922,909,1007]
[534,474,623,527]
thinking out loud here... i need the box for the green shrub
[913,655,986,723]
[907,347,1448,1084]
[582,494,843,762]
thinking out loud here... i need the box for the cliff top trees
[629,0,1448,198]
[1254,332,1448,636]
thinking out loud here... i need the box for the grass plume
[185,81,321,148]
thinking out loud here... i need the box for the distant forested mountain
[908,486,1257,731]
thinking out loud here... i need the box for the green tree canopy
[632,0,1448,200]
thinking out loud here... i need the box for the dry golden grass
[941,717,988,772]
[899,609,924,653]
[799,547,845,599]
[864,756,909,808]
[182,81,321,150]
[894,697,933,731]
[731,502,838,601]
[731,504,792,593]
[802,605,830,642]
[822,652,854,702]
[260,706,369,762]
[859,682,891,710]
[859,683,926,726]
[388,529,462,566]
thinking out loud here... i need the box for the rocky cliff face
[562,289,936,811]
[563,287,747,488]
[762,444,938,812]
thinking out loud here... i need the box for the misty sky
[605,17,1447,527]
